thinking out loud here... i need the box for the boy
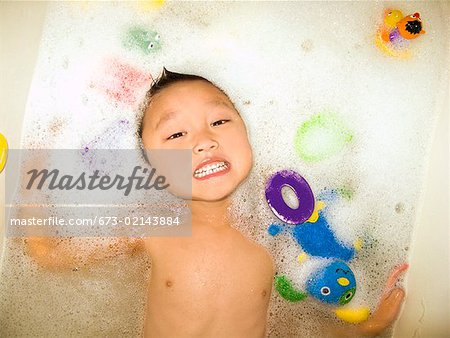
[138,68,275,337]
[21,68,406,337]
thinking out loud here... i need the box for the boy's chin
[190,174,248,202]
[190,187,236,203]
[168,185,236,202]
[190,192,232,203]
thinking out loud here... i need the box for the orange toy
[397,12,426,39]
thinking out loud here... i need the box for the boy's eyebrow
[206,99,240,116]
[155,111,178,130]
[155,99,236,129]
[206,99,235,110]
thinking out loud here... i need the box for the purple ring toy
[265,170,315,224]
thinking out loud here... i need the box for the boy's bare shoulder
[140,235,185,256]
[230,227,276,275]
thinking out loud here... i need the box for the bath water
[0,1,448,336]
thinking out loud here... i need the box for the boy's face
[141,80,253,202]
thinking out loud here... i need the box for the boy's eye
[211,119,230,127]
[167,132,185,140]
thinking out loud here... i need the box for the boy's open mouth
[193,160,230,180]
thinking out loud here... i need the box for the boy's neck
[189,198,232,229]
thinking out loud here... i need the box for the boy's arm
[13,153,145,271]
[22,231,145,271]
[18,204,145,271]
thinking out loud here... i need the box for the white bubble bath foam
[0,1,448,337]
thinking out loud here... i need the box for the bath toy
[0,132,8,173]
[397,13,425,40]
[137,0,165,11]
[273,256,357,306]
[268,212,356,261]
[265,174,356,261]
[124,26,162,54]
[306,200,325,223]
[375,9,425,59]
[91,57,152,107]
[353,239,363,251]
[379,9,404,42]
[335,306,371,324]
[374,34,411,59]
[270,207,357,305]
[294,112,353,163]
[316,186,355,204]
[305,260,356,305]
[297,252,308,264]
[292,214,355,261]
[266,169,368,321]
[384,9,403,29]
[265,170,315,224]
[275,275,307,302]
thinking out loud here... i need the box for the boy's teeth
[194,161,228,178]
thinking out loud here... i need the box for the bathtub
[0,1,448,337]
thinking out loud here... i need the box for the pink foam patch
[92,57,152,107]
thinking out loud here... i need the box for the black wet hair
[138,67,235,138]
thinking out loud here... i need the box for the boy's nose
[193,138,219,154]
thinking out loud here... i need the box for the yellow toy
[335,306,371,324]
[381,9,404,41]
[0,132,7,173]
[384,9,403,28]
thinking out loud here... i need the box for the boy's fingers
[385,263,409,293]
[356,266,408,337]
[377,288,406,322]
[360,287,405,336]
[384,288,406,307]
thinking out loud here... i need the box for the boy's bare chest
[143,232,273,336]
[146,232,274,301]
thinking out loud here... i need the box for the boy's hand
[357,263,408,336]
[328,263,408,337]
